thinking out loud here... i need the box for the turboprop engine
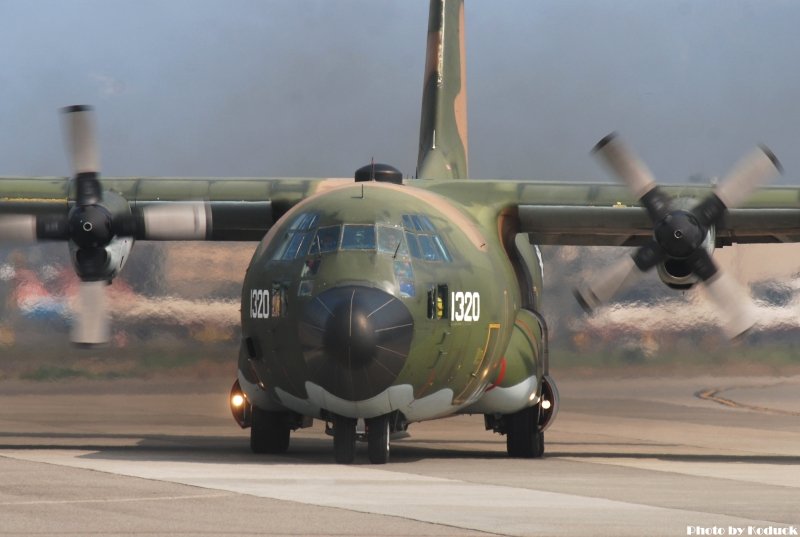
[574,133,782,338]
[654,202,716,290]
[0,106,210,345]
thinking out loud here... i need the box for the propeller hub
[654,210,705,259]
[69,205,113,249]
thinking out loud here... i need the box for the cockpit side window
[280,231,312,260]
[401,214,453,263]
[433,235,452,262]
[405,231,421,259]
[417,234,439,261]
[418,215,436,232]
[293,213,320,231]
[271,212,319,261]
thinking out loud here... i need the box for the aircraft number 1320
[451,291,480,322]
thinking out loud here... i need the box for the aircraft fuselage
[238,181,546,425]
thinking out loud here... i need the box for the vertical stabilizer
[417,0,468,180]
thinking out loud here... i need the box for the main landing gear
[505,404,544,458]
[250,407,291,454]
[331,413,394,464]
[486,377,558,459]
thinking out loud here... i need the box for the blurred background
[1,240,799,382]
[1,0,800,379]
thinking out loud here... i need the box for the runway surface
[0,373,798,536]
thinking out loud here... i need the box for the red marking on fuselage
[485,357,507,392]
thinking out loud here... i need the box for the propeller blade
[713,145,782,210]
[141,202,211,240]
[0,214,70,241]
[62,105,102,206]
[574,255,645,313]
[702,270,757,339]
[688,248,756,339]
[62,105,99,175]
[71,280,110,346]
[0,215,37,241]
[593,133,659,200]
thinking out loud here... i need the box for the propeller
[574,133,782,338]
[0,105,211,345]
[62,105,110,345]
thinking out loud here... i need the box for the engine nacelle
[656,225,715,290]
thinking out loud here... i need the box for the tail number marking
[250,289,270,319]
[451,291,480,322]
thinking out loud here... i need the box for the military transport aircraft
[0,0,797,464]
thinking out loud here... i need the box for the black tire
[537,429,545,457]
[366,415,390,464]
[333,415,357,464]
[506,405,544,459]
[250,406,290,454]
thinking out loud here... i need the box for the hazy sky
[2,0,799,185]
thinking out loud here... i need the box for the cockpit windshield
[341,225,376,250]
[377,226,407,256]
[270,212,451,263]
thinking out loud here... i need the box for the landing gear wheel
[506,405,544,459]
[366,415,391,464]
[250,406,290,454]
[333,415,357,464]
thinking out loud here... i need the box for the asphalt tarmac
[0,374,798,537]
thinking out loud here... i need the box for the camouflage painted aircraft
[0,0,797,464]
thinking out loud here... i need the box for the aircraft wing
[0,176,349,241]
[4,176,799,246]
[421,180,800,247]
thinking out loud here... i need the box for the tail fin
[417,0,469,180]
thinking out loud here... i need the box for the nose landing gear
[329,413,395,464]
[366,415,391,464]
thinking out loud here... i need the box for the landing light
[231,394,245,408]
[542,399,552,410]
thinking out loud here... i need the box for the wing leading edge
[418,179,800,247]
[0,176,349,241]
[3,176,800,245]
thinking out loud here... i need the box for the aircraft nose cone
[323,299,378,368]
[299,286,413,401]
